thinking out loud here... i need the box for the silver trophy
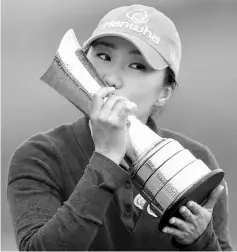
[40,29,224,230]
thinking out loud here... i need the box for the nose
[103,73,123,89]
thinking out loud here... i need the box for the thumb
[203,184,224,210]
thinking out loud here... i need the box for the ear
[154,86,173,107]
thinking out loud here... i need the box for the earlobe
[155,86,173,107]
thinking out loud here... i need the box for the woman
[7,4,232,251]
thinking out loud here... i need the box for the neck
[138,115,149,125]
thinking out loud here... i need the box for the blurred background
[2,0,237,250]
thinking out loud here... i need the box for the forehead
[91,36,142,55]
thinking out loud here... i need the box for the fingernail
[128,102,137,113]
[130,102,137,108]
[180,207,185,213]
[109,87,115,91]
[169,218,175,224]
[163,228,167,233]
[188,201,193,207]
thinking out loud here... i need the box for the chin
[134,113,148,124]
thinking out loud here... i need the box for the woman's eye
[97,53,111,61]
[130,63,146,71]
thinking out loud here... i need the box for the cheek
[125,76,162,115]
[132,76,161,101]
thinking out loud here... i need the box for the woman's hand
[162,184,224,246]
[90,87,137,165]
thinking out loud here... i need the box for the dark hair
[164,67,178,90]
[150,67,178,118]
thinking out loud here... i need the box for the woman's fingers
[202,185,224,211]
[186,201,203,215]
[168,217,188,232]
[91,87,137,127]
[163,226,185,240]
[90,87,115,118]
[100,95,129,121]
[90,89,136,165]
[179,206,196,223]
[109,99,137,125]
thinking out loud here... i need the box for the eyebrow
[129,49,142,56]
[91,40,142,56]
[91,41,116,49]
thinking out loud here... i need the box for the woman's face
[87,36,171,123]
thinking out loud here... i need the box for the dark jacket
[7,116,232,251]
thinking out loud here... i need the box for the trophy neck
[127,115,164,164]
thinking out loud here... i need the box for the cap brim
[83,31,168,71]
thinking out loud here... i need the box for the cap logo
[126,9,149,24]
[103,9,160,45]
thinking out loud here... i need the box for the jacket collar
[72,115,95,162]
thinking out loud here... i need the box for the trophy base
[156,168,224,231]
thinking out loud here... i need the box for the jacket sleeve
[7,134,129,251]
[205,148,232,251]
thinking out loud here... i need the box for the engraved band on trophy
[40,29,224,230]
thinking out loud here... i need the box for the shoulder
[11,116,89,159]
[160,128,220,171]
[11,120,76,161]
[8,117,87,188]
